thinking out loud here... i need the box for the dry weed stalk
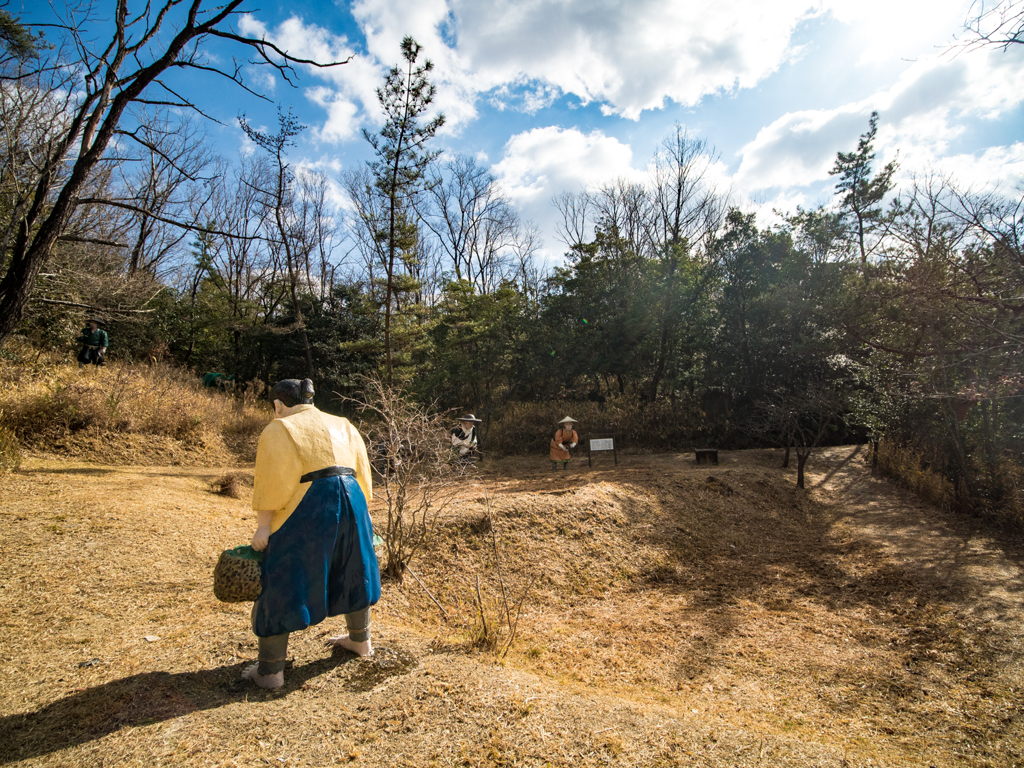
[344,375,468,580]
[472,491,538,658]
[0,416,20,473]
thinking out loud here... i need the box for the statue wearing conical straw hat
[549,416,578,471]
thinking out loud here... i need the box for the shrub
[346,375,467,580]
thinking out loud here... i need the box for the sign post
[588,434,617,466]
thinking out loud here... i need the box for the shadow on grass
[631,445,1024,690]
[17,466,118,476]
[0,651,366,765]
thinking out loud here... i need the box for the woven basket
[213,545,263,603]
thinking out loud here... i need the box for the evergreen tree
[0,9,40,61]
[830,111,898,272]
[362,36,445,383]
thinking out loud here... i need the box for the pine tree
[363,36,445,382]
[830,111,898,272]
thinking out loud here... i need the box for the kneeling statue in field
[245,378,380,690]
[549,416,579,471]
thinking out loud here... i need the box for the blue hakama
[252,474,380,638]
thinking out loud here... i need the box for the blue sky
[25,0,1024,266]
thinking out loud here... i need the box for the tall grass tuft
[875,441,956,511]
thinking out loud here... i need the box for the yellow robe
[252,404,372,534]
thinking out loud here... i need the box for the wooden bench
[695,448,719,465]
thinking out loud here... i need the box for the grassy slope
[0,347,269,469]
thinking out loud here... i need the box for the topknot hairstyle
[271,378,315,407]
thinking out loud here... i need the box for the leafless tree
[510,221,545,300]
[344,375,466,580]
[343,165,388,295]
[646,127,727,400]
[553,189,592,250]
[650,127,726,259]
[0,0,350,349]
[0,65,76,270]
[591,179,656,256]
[960,0,1024,50]
[420,154,539,295]
[553,127,725,265]
[240,109,316,377]
[294,171,344,306]
[551,127,727,400]
[750,391,844,489]
[112,111,215,279]
[200,156,280,372]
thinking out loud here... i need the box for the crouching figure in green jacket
[77,318,108,368]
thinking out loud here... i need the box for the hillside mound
[0,356,267,469]
[0,447,1022,766]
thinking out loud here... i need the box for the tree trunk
[796,450,808,489]
[0,2,245,349]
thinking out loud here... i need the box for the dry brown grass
[485,396,706,456]
[0,422,20,472]
[875,441,957,511]
[875,440,1024,530]
[0,342,269,466]
[2,445,1023,766]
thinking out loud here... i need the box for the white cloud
[927,142,1024,190]
[491,126,640,262]
[733,108,870,193]
[492,126,637,203]
[732,45,1024,196]
[307,87,362,143]
[343,0,830,125]
[820,0,973,64]
[238,14,382,144]
[233,0,1022,251]
[351,0,476,132]
[244,1,992,148]
[448,0,826,120]
[489,80,561,114]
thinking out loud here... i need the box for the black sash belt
[300,465,355,484]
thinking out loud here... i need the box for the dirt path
[0,446,1022,766]
[811,446,1024,639]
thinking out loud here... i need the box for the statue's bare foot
[242,662,284,689]
[329,634,373,657]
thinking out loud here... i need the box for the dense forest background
[1,5,1022,523]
